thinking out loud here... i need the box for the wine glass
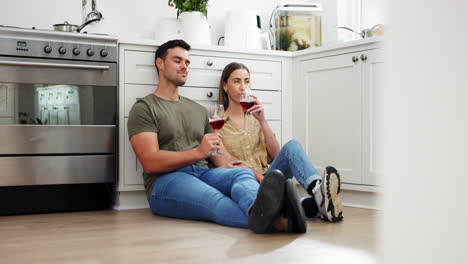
[208,104,225,155]
[239,89,257,131]
[240,89,255,112]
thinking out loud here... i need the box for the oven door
[0,56,117,186]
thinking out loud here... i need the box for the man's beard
[166,71,187,86]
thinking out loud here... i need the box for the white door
[300,52,362,184]
[362,49,385,186]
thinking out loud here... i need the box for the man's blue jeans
[266,139,322,192]
[149,165,258,228]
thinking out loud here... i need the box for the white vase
[179,11,211,46]
[155,17,183,42]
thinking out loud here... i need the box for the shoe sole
[248,169,285,233]
[285,180,307,233]
[323,166,344,222]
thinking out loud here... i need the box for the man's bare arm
[130,132,220,174]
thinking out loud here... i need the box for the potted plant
[167,0,211,45]
[168,0,209,17]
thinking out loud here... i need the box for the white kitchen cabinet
[116,42,289,209]
[299,52,363,184]
[123,119,144,186]
[362,49,385,186]
[295,46,383,186]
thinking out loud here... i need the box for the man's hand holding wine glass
[197,133,222,157]
[208,104,226,155]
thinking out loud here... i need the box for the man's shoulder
[129,94,154,113]
[179,96,207,110]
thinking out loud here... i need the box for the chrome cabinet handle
[352,56,359,63]
[206,60,213,66]
[206,91,213,98]
[361,54,368,61]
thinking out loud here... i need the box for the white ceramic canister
[179,11,211,46]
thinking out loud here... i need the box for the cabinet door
[362,49,384,186]
[124,119,145,186]
[300,53,362,184]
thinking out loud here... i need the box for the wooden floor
[0,206,380,264]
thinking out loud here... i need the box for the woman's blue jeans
[265,139,321,192]
[149,165,258,228]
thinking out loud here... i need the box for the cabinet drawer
[179,88,281,120]
[179,87,219,109]
[124,85,281,121]
[187,55,281,90]
[124,84,155,117]
[123,51,281,91]
[253,90,281,120]
[124,51,158,85]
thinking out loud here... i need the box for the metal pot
[53,18,101,33]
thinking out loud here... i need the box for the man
[127,39,306,233]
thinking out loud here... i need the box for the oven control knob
[87,49,95,56]
[72,48,81,56]
[44,45,52,54]
[100,50,108,57]
[58,47,67,54]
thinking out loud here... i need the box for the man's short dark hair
[155,39,191,73]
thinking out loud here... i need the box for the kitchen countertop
[119,36,384,57]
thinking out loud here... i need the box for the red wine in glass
[209,119,225,130]
[240,101,255,111]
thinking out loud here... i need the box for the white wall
[0,0,384,46]
[382,0,468,263]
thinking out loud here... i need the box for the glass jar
[272,3,323,51]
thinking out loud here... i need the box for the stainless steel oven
[0,26,118,215]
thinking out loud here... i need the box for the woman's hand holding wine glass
[240,89,265,122]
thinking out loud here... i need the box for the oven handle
[0,60,110,70]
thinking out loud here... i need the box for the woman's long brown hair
[217,62,250,110]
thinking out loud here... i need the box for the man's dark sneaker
[301,197,320,219]
[248,169,285,233]
[317,166,344,222]
[284,179,307,233]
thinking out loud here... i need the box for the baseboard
[114,190,149,210]
[294,180,382,210]
[341,189,382,210]
[115,185,382,211]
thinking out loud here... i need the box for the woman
[217,62,343,222]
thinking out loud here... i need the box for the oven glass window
[0,83,116,125]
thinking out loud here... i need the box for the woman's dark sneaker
[248,169,285,233]
[318,166,344,222]
[284,179,307,233]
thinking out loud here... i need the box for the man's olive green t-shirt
[127,94,213,200]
